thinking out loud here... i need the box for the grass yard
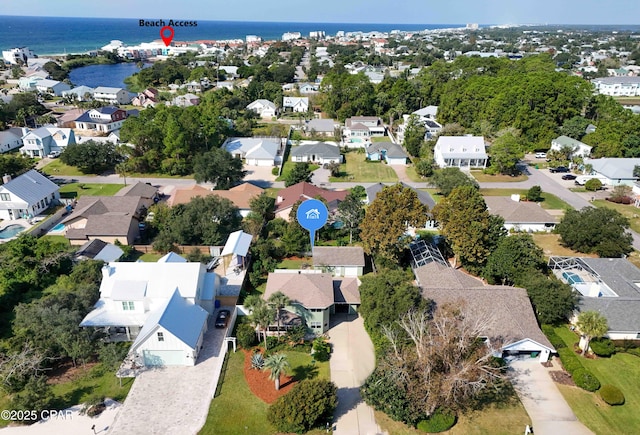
[277,257,312,269]
[471,171,529,183]
[59,183,124,198]
[264,187,282,198]
[40,235,71,246]
[200,349,329,435]
[138,252,163,262]
[370,136,390,143]
[553,325,640,435]
[420,188,442,204]
[329,152,398,183]
[41,160,86,176]
[405,164,425,183]
[530,233,596,258]
[276,160,319,182]
[479,188,572,210]
[375,401,530,435]
[592,200,640,234]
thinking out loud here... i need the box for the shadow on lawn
[292,363,319,382]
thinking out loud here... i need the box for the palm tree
[576,310,609,357]
[243,294,264,314]
[268,291,290,338]
[263,353,290,391]
[252,304,275,349]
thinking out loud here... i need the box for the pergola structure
[409,239,449,269]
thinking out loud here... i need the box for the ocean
[0,16,464,56]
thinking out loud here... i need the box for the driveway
[329,313,383,435]
[509,359,593,435]
[108,314,229,435]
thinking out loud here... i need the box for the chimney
[2,174,11,184]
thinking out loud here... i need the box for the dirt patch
[550,370,575,386]
[243,350,296,404]
[47,361,99,385]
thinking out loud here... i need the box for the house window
[310,321,322,329]
[0,194,9,201]
[157,332,164,342]
[121,301,135,311]
[310,308,322,312]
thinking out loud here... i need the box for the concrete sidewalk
[509,359,593,435]
[329,313,384,435]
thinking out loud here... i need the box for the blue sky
[2,0,639,24]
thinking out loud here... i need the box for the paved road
[509,359,593,435]
[329,313,383,435]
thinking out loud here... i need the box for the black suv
[549,166,569,173]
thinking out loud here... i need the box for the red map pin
[160,26,174,46]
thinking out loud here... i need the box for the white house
[62,86,95,101]
[0,169,60,220]
[592,76,640,97]
[305,119,338,137]
[35,79,71,96]
[434,136,488,169]
[484,195,556,233]
[80,255,221,366]
[246,99,278,118]
[290,141,341,165]
[74,106,129,133]
[312,246,365,277]
[20,127,76,158]
[551,135,592,158]
[283,96,309,113]
[169,93,200,107]
[0,129,23,154]
[343,116,385,139]
[93,87,132,105]
[584,157,640,186]
[222,137,282,166]
[2,47,36,65]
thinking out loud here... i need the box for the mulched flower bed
[549,370,575,386]
[243,350,296,404]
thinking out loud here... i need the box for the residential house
[584,157,640,186]
[223,137,283,166]
[312,246,365,277]
[75,239,124,262]
[61,86,95,101]
[169,93,200,107]
[298,83,319,93]
[115,181,159,204]
[56,108,86,128]
[80,255,219,366]
[35,79,71,96]
[61,195,147,245]
[365,182,437,229]
[592,76,640,97]
[18,76,42,92]
[550,257,640,342]
[168,182,264,217]
[219,66,239,79]
[415,262,555,362]
[550,135,592,158]
[484,196,557,232]
[0,129,23,153]
[20,127,76,158]
[264,271,360,333]
[305,119,338,137]
[2,47,36,65]
[282,96,309,113]
[93,87,132,105]
[246,99,278,119]
[343,116,386,141]
[290,142,342,165]
[434,136,488,169]
[131,88,159,107]
[365,141,408,165]
[74,106,129,134]
[413,105,438,120]
[0,170,60,220]
[274,182,348,221]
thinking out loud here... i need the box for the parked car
[215,309,231,328]
[535,152,547,159]
[47,150,61,158]
[549,166,569,173]
[562,174,577,180]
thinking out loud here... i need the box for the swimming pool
[0,224,26,239]
[52,223,65,232]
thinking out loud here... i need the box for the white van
[575,175,606,186]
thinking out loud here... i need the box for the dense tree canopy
[284,162,313,187]
[483,234,546,285]
[431,167,479,197]
[525,272,578,325]
[60,141,120,174]
[486,132,524,175]
[193,147,246,188]
[557,207,633,257]
[402,114,427,157]
[0,155,34,181]
[360,184,429,261]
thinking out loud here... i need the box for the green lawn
[592,200,640,234]
[471,170,529,183]
[41,160,86,176]
[329,152,398,183]
[200,349,329,435]
[264,187,282,198]
[138,252,163,262]
[59,183,125,198]
[479,188,572,210]
[370,136,390,143]
[404,164,425,182]
[553,325,640,435]
[419,188,442,204]
[40,235,71,246]
[531,233,596,258]
[276,160,320,182]
[277,257,312,269]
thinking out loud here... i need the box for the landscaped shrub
[573,368,601,392]
[251,352,264,370]
[590,338,615,357]
[558,347,582,374]
[271,167,279,176]
[267,379,337,433]
[312,337,331,362]
[236,323,257,348]
[416,409,457,433]
[542,325,567,349]
[584,178,603,191]
[599,384,625,405]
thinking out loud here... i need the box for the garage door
[143,350,184,366]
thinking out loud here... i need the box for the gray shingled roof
[313,246,365,267]
[265,272,335,309]
[484,196,556,224]
[290,142,340,159]
[366,142,408,159]
[365,182,435,210]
